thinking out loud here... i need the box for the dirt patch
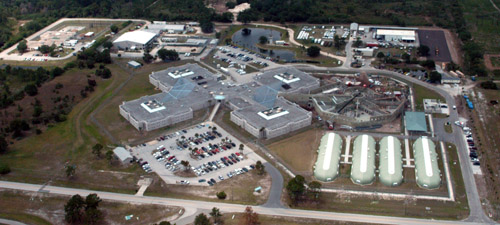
[484,54,500,70]
[174,170,197,178]
[206,0,231,13]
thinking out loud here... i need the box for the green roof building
[314,132,343,182]
[413,136,441,189]
[351,134,376,185]
[405,111,428,132]
[378,136,403,186]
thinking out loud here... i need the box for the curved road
[0,180,488,225]
[294,64,494,224]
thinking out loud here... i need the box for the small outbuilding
[128,60,142,69]
[405,111,427,133]
[113,147,133,164]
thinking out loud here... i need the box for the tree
[352,37,362,48]
[216,191,227,199]
[143,52,154,63]
[194,213,210,225]
[255,160,265,175]
[200,17,214,33]
[39,45,52,54]
[0,136,8,154]
[85,193,102,210]
[286,175,306,204]
[24,84,38,96]
[402,53,411,63]
[105,150,113,163]
[307,46,320,57]
[417,45,430,56]
[428,71,442,83]
[259,35,268,45]
[65,194,85,223]
[65,165,76,178]
[17,40,27,53]
[181,160,190,171]
[51,67,64,77]
[110,24,119,33]
[376,52,385,59]
[226,1,236,8]
[480,81,498,90]
[420,59,435,69]
[210,207,222,224]
[0,163,11,175]
[242,28,251,36]
[92,143,103,158]
[159,222,171,225]
[334,35,341,49]
[157,49,179,61]
[308,181,322,200]
[241,206,259,225]
[239,144,244,152]
[103,41,113,49]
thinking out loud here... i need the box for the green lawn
[413,84,445,111]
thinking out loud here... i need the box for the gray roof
[405,111,427,132]
[231,97,311,130]
[350,134,376,185]
[314,133,343,182]
[150,63,217,87]
[254,67,319,93]
[113,147,132,162]
[413,136,441,189]
[120,83,211,124]
[378,136,403,186]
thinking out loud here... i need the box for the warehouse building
[119,78,213,131]
[113,147,133,164]
[413,136,441,189]
[113,31,157,50]
[314,132,343,182]
[351,134,376,185]
[378,136,403,186]
[376,29,416,42]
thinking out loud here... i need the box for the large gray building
[113,31,157,50]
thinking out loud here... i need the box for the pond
[232,28,296,61]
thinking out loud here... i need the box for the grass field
[413,84,446,111]
[460,0,500,53]
[145,169,271,205]
[221,213,379,225]
[0,190,180,225]
[267,129,322,173]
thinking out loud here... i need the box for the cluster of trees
[64,194,103,224]
[286,175,322,205]
[0,66,64,109]
[77,47,112,69]
[480,81,498,90]
[95,65,112,79]
[157,49,179,61]
[307,46,321,57]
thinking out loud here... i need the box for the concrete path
[440,142,455,202]
[344,135,351,163]
[135,178,152,196]
[0,219,28,225]
[208,102,221,122]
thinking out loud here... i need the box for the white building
[113,31,157,50]
[113,147,133,164]
[376,29,416,42]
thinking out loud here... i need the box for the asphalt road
[294,64,495,224]
[0,181,488,225]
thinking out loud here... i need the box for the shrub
[216,191,227,199]
[0,163,11,175]
[480,81,497,90]
[306,46,321,57]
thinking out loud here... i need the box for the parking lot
[131,121,266,186]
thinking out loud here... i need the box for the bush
[24,84,38,96]
[480,81,497,90]
[216,191,227,199]
[306,46,321,57]
[226,1,236,9]
[0,163,10,175]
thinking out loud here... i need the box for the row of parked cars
[192,152,244,176]
[455,121,480,166]
[203,164,256,186]
[193,141,237,159]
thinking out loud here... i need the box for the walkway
[208,102,221,122]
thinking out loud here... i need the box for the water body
[232,28,296,61]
